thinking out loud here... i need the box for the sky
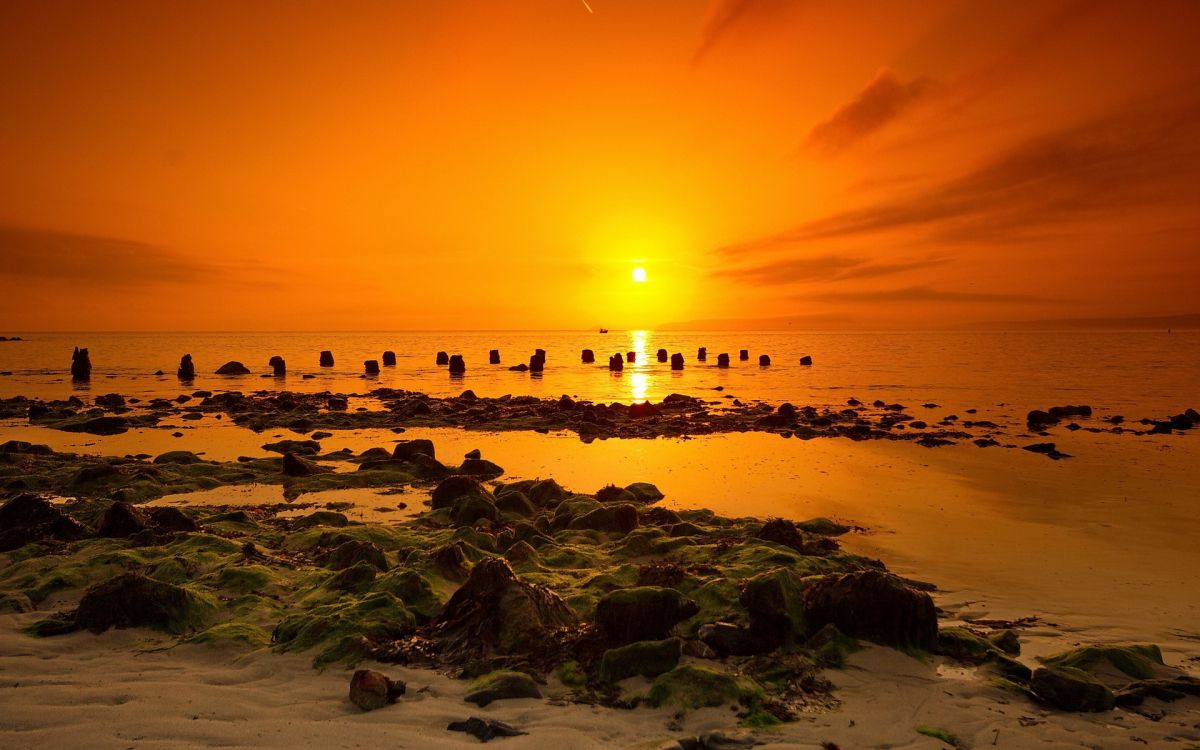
[1,0,1198,331]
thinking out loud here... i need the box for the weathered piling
[71,347,91,381]
[671,353,684,370]
[177,354,195,380]
[448,355,466,374]
[581,349,595,363]
[269,356,286,376]
[382,351,397,366]
[320,351,335,367]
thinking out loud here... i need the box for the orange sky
[1,0,1198,331]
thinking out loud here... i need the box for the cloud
[718,253,944,286]
[808,285,1049,304]
[806,69,937,155]
[0,225,217,285]
[738,97,1200,249]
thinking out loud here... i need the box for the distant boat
[599,328,608,333]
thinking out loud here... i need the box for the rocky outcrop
[802,570,937,650]
[74,573,213,634]
[215,361,251,375]
[594,586,698,645]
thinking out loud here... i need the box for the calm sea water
[1,330,1197,420]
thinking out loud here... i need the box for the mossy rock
[599,637,682,683]
[450,495,499,527]
[796,517,849,536]
[1030,666,1115,712]
[186,622,272,649]
[647,664,763,710]
[989,629,1021,655]
[624,482,664,503]
[936,627,994,663]
[1040,644,1164,682]
[740,567,806,649]
[153,451,205,465]
[464,670,542,706]
[273,591,415,667]
[527,479,569,507]
[806,622,860,667]
[594,586,698,645]
[147,557,193,585]
[496,491,536,517]
[431,476,494,511]
[73,573,216,634]
[567,504,638,535]
[326,562,378,593]
[372,569,442,620]
[320,540,389,572]
[202,510,259,531]
[292,511,350,529]
[212,564,283,594]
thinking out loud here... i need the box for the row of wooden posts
[67,345,811,381]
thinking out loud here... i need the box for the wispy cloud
[0,225,214,284]
[809,285,1050,304]
[806,69,937,155]
[718,253,944,286]
[692,0,761,64]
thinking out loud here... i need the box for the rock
[327,396,348,410]
[1048,404,1092,419]
[568,504,638,534]
[595,586,698,645]
[460,458,504,477]
[1026,409,1058,428]
[600,638,682,682]
[647,665,760,710]
[382,350,397,366]
[436,351,449,365]
[60,415,130,435]
[448,354,466,374]
[74,573,213,634]
[349,668,406,711]
[281,451,322,477]
[529,353,545,372]
[990,630,1021,655]
[447,717,527,741]
[609,353,624,371]
[319,350,334,367]
[739,568,806,649]
[215,361,250,375]
[581,349,595,363]
[739,349,749,360]
[364,359,380,374]
[319,540,388,571]
[697,347,707,361]
[670,353,684,370]
[799,355,813,366]
[147,506,200,533]
[464,448,482,460]
[488,349,501,364]
[755,518,838,556]
[263,439,321,455]
[758,354,770,366]
[0,494,90,551]
[96,501,152,538]
[698,622,761,657]
[94,393,126,409]
[177,354,196,379]
[431,475,494,510]
[1031,667,1115,711]
[528,478,569,507]
[393,438,436,461]
[802,570,937,650]
[426,558,576,662]
[268,355,286,376]
[657,348,668,362]
[625,482,665,503]
[1023,442,1070,459]
[71,346,91,380]
[450,494,500,526]
[464,671,542,706]
[496,491,536,517]
[717,353,730,367]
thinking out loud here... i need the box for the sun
[632,267,648,283]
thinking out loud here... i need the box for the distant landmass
[969,313,1200,331]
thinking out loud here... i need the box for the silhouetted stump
[656,348,668,362]
[739,349,749,360]
[581,349,595,363]
[436,351,450,366]
[269,356,286,376]
[535,348,546,361]
[319,351,335,367]
[799,355,813,366]
[448,355,466,374]
[717,353,730,367]
[489,349,500,364]
[697,347,707,361]
[71,347,91,381]
[626,351,635,362]
[215,361,250,375]
[382,351,397,366]
[759,354,771,366]
[529,354,544,372]
[177,354,195,380]
[364,360,380,375]
[609,354,624,371]
[670,353,684,370]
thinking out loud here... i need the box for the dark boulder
[1031,667,1115,712]
[740,568,806,649]
[448,355,466,374]
[364,360,380,375]
[567,504,639,534]
[95,393,126,409]
[393,438,436,460]
[698,622,759,657]
[320,540,388,571]
[464,671,542,706]
[581,349,595,363]
[529,353,544,372]
[802,570,937,650]
[147,506,199,533]
[600,638,682,682]
[96,501,152,538]
[281,451,323,477]
[319,350,334,367]
[382,351,397,366]
[436,351,450,366]
[460,458,504,477]
[1048,404,1092,419]
[0,494,90,551]
[60,415,130,436]
[431,475,494,510]
[756,518,838,556]
[717,353,730,367]
[670,353,684,370]
[74,573,212,634]
[1027,409,1058,428]
[327,396,348,411]
[215,361,250,375]
[799,355,813,366]
[177,354,195,379]
[758,354,771,366]
[349,668,406,711]
[425,558,575,663]
[268,356,286,376]
[594,586,698,645]
[71,347,91,380]
[488,349,501,364]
